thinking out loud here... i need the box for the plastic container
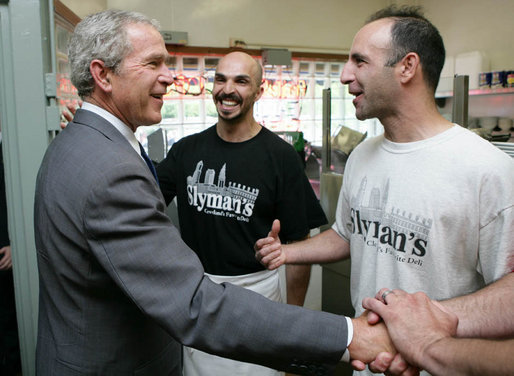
[507,71,514,88]
[491,71,506,89]
[454,51,490,90]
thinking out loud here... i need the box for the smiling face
[340,19,399,121]
[212,52,264,123]
[107,23,173,131]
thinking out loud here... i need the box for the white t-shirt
[333,125,514,318]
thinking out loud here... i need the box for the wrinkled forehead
[125,23,166,50]
[119,23,169,66]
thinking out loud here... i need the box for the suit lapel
[70,109,160,185]
[71,109,139,158]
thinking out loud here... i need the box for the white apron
[183,269,284,376]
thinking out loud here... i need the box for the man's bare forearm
[423,337,514,376]
[440,273,514,338]
[286,264,311,306]
[283,229,350,265]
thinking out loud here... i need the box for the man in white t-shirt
[255,5,514,375]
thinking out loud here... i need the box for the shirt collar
[81,102,141,156]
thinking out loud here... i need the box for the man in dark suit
[35,9,396,375]
[0,140,21,376]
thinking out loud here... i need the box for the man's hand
[362,289,458,368]
[365,353,419,375]
[349,312,396,365]
[0,245,12,270]
[350,311,419,376]
[60,100,81,129]
[254,219,286,270]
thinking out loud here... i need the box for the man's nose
[340,63,354,85]
[223,80,236,93]
[159,64,174,85]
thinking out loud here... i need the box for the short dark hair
[367,5,445,94]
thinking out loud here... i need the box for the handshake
[346,289,458,375]
[255,220,460,375]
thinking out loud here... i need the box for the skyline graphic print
[186,160,259,222]
[349,176,433,267]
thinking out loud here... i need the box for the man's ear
[90,59,113,93]
[254,83,265,102]
[397,52,420,84]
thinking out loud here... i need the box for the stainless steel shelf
[436,87,514,98]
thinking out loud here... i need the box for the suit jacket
[34,109,348,376]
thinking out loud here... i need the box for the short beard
[215,93,246,122]
[218,111,244,122]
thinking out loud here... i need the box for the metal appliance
[319,89,355,315]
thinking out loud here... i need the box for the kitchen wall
[61,0,106,20]
[62,0,383,54]
[424,0,513,71]
[60,0,514,71]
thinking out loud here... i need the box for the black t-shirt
[157,125,327,275]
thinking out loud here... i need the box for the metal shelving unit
[436,86,514,98]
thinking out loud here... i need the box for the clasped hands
[255,220,459,375]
